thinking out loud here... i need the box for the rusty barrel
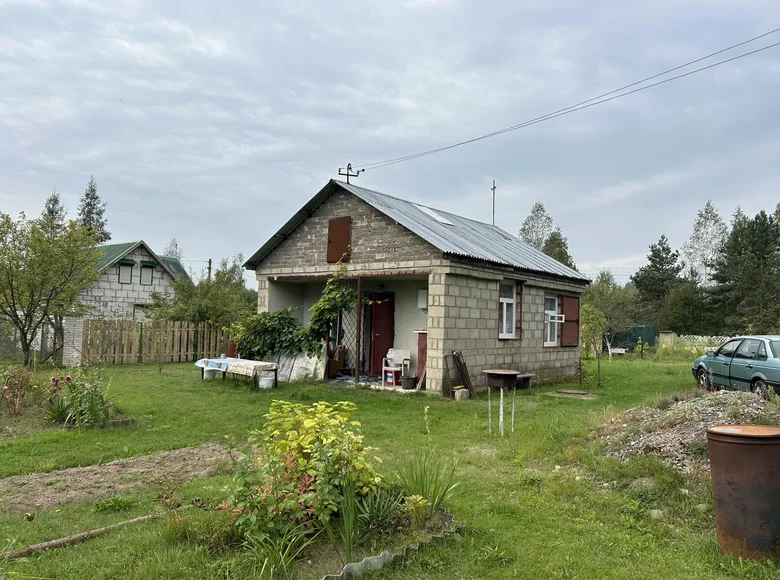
[707,424,780,560]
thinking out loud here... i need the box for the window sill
[499,336,521,341]
[543,343,559,348]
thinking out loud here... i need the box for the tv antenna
[338,163,364,184]
[491,180,496,226]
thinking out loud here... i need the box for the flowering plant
[45,371,112,427]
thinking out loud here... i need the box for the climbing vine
[233,265,358,360]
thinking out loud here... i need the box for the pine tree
[41,189,66,229]
[519,202,554,250]
[77,175,111,243]
[541,228,576,269]
[630,235,683,324]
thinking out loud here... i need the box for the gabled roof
[96,241,188,281]
[244,180,589,283]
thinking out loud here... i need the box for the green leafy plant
[243,524,317,579]
[324,478,361,565]
[233,308,318,362]
[94,494,138,513]
[358,484,405,539]
[1,366,31,415]
[396,447,459,522]
[404,495,431,528]
[45,373,112,427]
[44,395,69,424]
[227,400,382,537]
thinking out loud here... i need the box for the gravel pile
[600,391,780,472]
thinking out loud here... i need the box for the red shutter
[561,295,580,347]
[515,284,523,339]
[327,217,352,263]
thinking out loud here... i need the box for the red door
[369,293,395,376]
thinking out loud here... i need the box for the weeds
[243,524,316,579]
[94,494,138,513]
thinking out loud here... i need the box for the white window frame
[498,281,516,339]
[118,264,133,284]
[544,296,564,347]
[140,266,154,286]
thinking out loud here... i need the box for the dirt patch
[600,390,780,472]
[549,390,598,400]
[0,443,232,514]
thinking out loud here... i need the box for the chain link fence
[0,320,56,367]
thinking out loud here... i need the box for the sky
[2,0,780,286]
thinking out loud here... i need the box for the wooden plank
[133,321,141,364]
[122,321,130,364]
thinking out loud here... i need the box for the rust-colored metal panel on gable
[327,216,352,263]
[561,295,580,347]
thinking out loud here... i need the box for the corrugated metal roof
[96,241,190,281]
[96,242,137,271]
[245,180,589,282]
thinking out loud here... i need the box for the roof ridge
[333,179,519,236]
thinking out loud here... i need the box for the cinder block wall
[425,265,584,393]
[256,189,443,312]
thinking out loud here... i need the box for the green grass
[2,360,779,579]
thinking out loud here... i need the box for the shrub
[1,366,31,415]
[233,309,318,361]
[227,400,382,537]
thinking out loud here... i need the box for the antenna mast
[491,180,496,226]
[338,163,364,184]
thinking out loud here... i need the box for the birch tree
[681,200,728,286]
[519,202,554,250]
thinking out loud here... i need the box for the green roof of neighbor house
[159,256,188,279]
[95,241,190,281]
[96,242,138,271]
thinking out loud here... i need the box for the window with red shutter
[327,217,352,263]
[561,295,580,347]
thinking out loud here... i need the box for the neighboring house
[244,180,590,393]
[62,240,188,365]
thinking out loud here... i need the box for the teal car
[692,336,780,394]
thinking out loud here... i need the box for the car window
[717,339,743,358]
[757,342,768,361]
[771,341,780,358]
[735,339,762,360]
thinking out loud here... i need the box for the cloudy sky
[2,0,780,284]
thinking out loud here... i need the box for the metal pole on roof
[355,277,362,387]
[491,180,496,226]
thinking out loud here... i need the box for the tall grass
[396,447,459,517]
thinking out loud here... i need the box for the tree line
[518,199,780,348]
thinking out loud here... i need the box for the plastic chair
[381,348,411,386]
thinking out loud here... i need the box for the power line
[356,28,780,172]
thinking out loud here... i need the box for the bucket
[203,368,217,381]
[256,372,274,389]
[402,376,417,390]
[707,424,780,560]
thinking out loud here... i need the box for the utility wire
[356,28,780,172]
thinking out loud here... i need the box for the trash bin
[202,368,217,381]
[707,424,780,560]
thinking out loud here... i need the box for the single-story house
[244,180,590,393]
[62,240,188,365]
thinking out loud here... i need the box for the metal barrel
[707,424,780,560]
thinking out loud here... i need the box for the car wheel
[752,379,769,400]
[697,368,712,391]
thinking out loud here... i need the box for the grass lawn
[2,360,779,579]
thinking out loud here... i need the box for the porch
[266,274,430,385]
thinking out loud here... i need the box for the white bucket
[203,368,217,381]
[257,372,274,389]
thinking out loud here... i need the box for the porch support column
[355,277,362,387]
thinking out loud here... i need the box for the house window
[498,282,516,339]
[544,296,564,347]
[140,266,154,286]
[118,264,133,284]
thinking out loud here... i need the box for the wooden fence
[81,320,231,366]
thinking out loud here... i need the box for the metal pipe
[355,277,362,387]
